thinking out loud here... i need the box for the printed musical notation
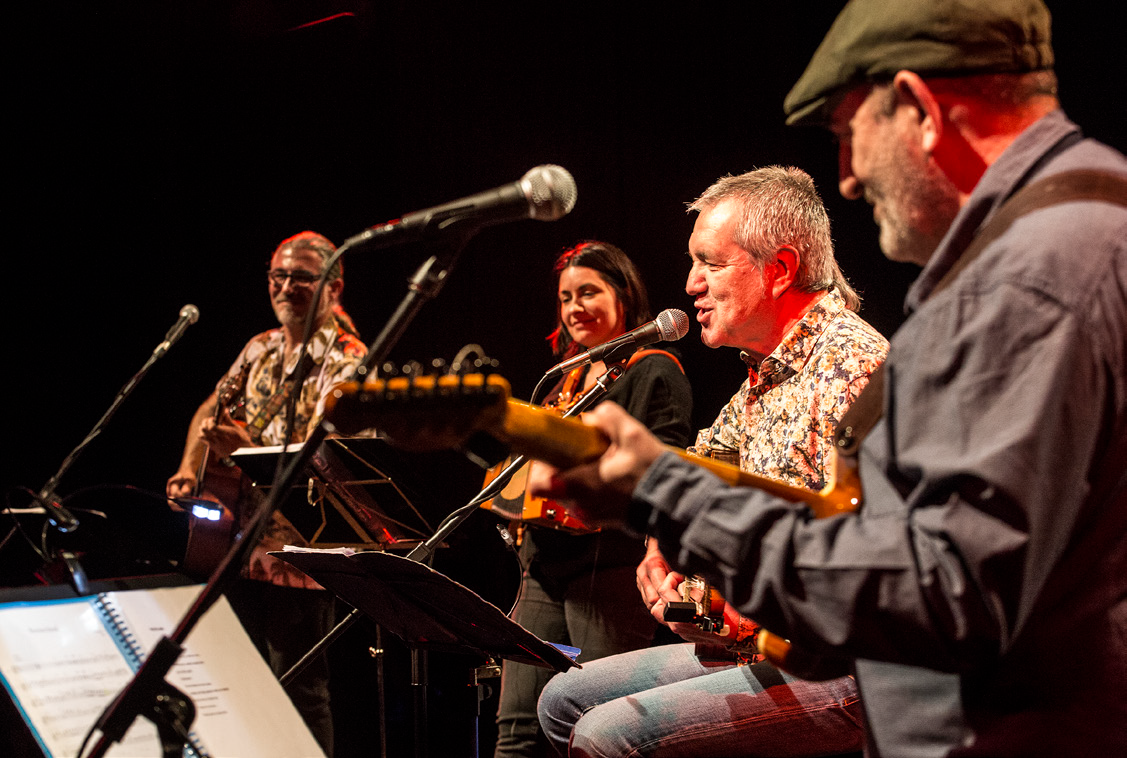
[0,599,162,757]
[0,584,326,758]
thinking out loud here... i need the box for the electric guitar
[325,372,862,671]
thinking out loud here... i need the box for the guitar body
[181,366,251,578]
[479,364,605,533]
[182,505,236,580]
[180,452,242,579]
[480,457,595,533]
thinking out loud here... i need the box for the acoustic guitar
[179,366,249,577]
[325,372,862,671]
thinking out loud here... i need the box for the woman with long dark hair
[494,241,694,758]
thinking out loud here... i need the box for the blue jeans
[538,643,863,757]
[495,564,658,757]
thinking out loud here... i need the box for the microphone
[547,308,690,376]
[153,304,200,358]
[349,165,577,249]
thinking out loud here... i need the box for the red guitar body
[180,453,242,579]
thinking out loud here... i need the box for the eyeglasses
[267,268,321,287]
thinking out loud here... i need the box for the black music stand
[273,549,578,756]
[274,549,576,668]
[231,436,444,551]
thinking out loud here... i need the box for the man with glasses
[166,230,365,755]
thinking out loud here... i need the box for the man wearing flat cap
[529,1,1127,755]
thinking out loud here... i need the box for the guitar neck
[194,372,248,498]
[498,399,852,514]
[321,374,861,519]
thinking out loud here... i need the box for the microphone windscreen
[655,308,690,341]
[524,165,577,221]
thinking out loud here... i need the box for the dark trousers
[225,579,336,756]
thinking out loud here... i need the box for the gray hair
[688,166,860,310]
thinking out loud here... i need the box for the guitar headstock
[326,373,513,454]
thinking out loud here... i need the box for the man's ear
[892,70,943,155]
[770,246,800,298]
[328,277,344,302]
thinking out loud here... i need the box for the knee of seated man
[537,670,583,733]
[568,701,644,758]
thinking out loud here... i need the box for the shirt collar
[905,109,1081,312]
[276,316,341,377]
[741,288,846,385]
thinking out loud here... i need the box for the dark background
[6,2,1124,756]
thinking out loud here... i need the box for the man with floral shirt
[537,167,888,758]
[166,230,365,755]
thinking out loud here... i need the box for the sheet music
[0,585,325,758]
[104,585,325,757]
[0,598,163,758]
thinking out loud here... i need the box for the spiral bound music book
[0,583,324,758]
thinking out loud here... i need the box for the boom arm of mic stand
[40,339,172,536]
[349,234,473,382]
[38,326,189,605]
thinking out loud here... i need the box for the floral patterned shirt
[689,289,888,491]
[221,315,366,587]
[225,316,366,446]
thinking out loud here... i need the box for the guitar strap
[554,348,685,410]
[627,348,685,374]
[246,352,315,444]
[834,169,1127,457]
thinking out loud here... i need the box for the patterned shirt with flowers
[220,314,366,587]
[690,288,888,491]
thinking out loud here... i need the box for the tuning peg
[400,361,425,386]
[380,362,399,378]
[429,358,449,376]
[451,343,498,375]
[471,357,501,375]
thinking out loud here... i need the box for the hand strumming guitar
[638,539,756,647]
[166,392,250,501]
[636,537,672,609]
[199,406,253,459]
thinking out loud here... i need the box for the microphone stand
[83,235,474,758]
[33,319,195,596]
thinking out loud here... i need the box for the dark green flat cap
[784,0,1054,127]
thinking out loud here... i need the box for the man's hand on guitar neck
[526,402,665,530]
[199,406,253,459]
